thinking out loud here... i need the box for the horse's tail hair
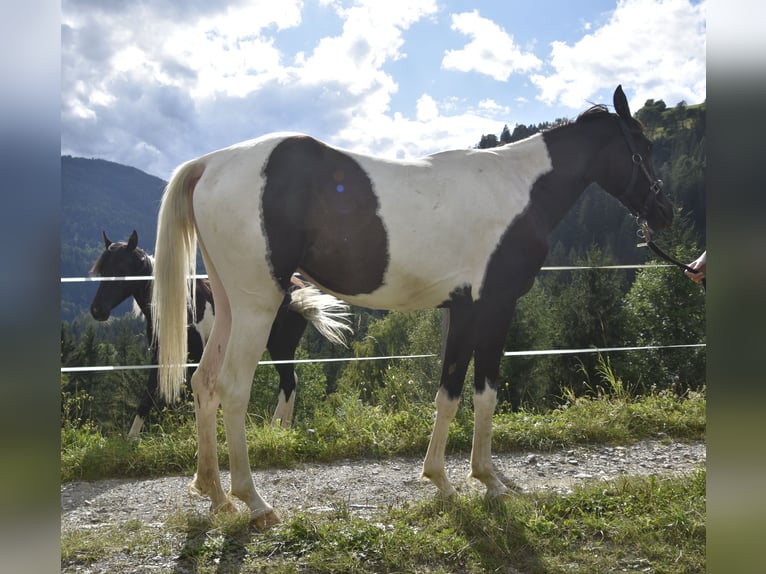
[152,159,205,403]
[288,285,353,348]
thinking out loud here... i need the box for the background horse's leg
[128,345,160,438]
[219,304,281,528]
[421,303,475,497]
[469,303,515,498]
[268,300,309,427]
[128,385,153,438]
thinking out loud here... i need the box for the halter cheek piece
[616,119,663,223]
[617,120,705,290]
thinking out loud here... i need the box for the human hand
[684,251,706,284]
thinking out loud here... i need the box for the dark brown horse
[89,230,351,436]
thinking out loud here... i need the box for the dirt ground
[62,439,706,529]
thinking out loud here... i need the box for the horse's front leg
[422,304,475,497]
[469,305,515,499]
[268,301,308,427]
[128,345,159,438]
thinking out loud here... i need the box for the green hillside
[61,156,166,320]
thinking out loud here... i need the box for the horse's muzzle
[645,194,674,231]
[90,304,110,321]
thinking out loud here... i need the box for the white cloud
[478,98,510,115]
[61,0,443,176]
[531,0,706,110]
[335,102,502,161]
[442,10,542,81]
[416,94,439,121]
[62,0,707,180]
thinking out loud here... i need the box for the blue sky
[61,0,706,180]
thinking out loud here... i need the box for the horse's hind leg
[422,304,475,497]
[188,269,234,513]
[268,299,308,427]
[219,303,282,527]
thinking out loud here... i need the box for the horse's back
[190,133,553,311]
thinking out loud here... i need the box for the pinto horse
[152,85,674,527]
[89,230,352,436]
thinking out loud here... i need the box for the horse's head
[89,230,152,321]
[590,85,674,232]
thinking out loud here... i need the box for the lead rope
[637,222,706,291]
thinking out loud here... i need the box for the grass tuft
[62,385,705,482]
[63,471,706,573]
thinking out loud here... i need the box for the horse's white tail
[152,160,206,403]
[289,285,353,348]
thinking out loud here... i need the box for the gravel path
[62,439,706,530]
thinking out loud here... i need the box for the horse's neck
[534,123,607,230]
[132,253,155,337]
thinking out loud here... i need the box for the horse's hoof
[212,499,238,514]
[252,509,281,530]
[484,483,510,501]
[435,483,458,500]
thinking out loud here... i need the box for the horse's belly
[305,264,484,311]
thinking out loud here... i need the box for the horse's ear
[613,85,631,120]
[102,230,112,248]
[127,230,138,251]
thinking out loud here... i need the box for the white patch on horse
[335,135,552,309]
[193,300,215,347]
[127,415,145,439]
[271,375,297,427]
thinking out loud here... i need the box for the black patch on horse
[261,135,389,295]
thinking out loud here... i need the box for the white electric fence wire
[61,263,703,374]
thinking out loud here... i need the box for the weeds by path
[62,387,705,483]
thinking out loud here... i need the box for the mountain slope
[61,156,167,320]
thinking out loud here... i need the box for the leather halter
[616,119,663,222]
[617,120,704,290]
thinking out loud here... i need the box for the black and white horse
[151,86,674,527]
[89,230,352,436]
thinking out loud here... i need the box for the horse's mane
[535,104,613,135]
[576,104,610,122]
[574,103,644,132]
[88,250,109,276]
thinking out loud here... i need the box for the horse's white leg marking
[469,384,508,498]
[421,387,460,497]
[271,374,297,428]
[127,415,144,438]
[219,304,281,527]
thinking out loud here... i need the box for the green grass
[62,470,706,573]
[61,384,706,572]
[61,387,705,482]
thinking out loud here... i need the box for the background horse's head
[588,85,674,232]
[89,230,153,321]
